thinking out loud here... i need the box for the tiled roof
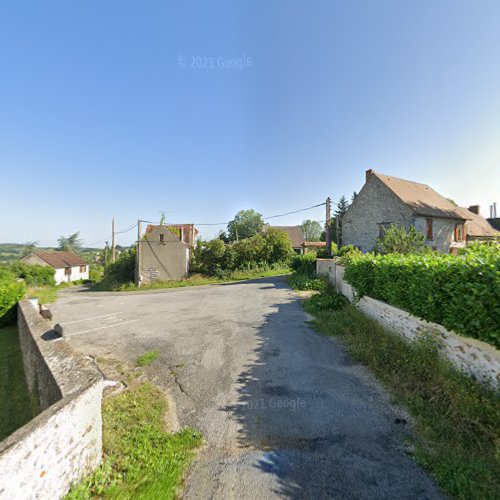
[33,251,86,268]
[465,211,500,237]
[374,172,471,220]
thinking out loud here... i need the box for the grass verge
[96,267,290,292]
[0,325,33,441]
[136,350,160,367]
[26,280,85,304]
[305,297,500,500]
[67,383,202,499]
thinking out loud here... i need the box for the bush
[0,270,25,325]
[97,249,136,288]
[289,253,327,291]
[290,253,317,273]
[306,290,349,313]
[342,243,500,347]
[1,262,55,286]
[376,225,426,254]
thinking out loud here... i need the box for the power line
[85,222,137,247]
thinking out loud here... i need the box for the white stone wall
[0,301,104,499]
[323,263,500,388]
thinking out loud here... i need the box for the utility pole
[336,216,340,247]
[136,220,142,286]
[111,217,116,263]
[104,241,109,266]
[325,197,332,258]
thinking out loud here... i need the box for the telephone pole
[325,197,332,258]
[104,241,109,266]
[111,217,116,263]
[136,220,142,286]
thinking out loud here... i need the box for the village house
[22,251,89,284]
[269,226,306,253]
[137,224,198,284]
[342,169,499,253]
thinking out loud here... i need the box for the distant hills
[0,243,105,264]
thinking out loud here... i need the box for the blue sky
[1,0,499,247]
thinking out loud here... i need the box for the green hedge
[3,262,55,286]
[341,244,500,347]
[0,270,26,326]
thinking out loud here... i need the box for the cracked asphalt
[52,277,442,499]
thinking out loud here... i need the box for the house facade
[342,170,498,253]
[22,251,89,284]
[138,225,195,284]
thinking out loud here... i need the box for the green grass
[0,325,33,441]
[26,280,85,305]
[97,267,291,292]
[305,298,500,500]
[136,350,160,367]
[67,383,202,499]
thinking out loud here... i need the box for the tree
[57,232,83,252]
[227,209,265,242]
[376,225,426,254]
[21,241,39,257]
[301,220,322,241]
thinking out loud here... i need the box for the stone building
[342,170,498,253]
[137,224,197,284]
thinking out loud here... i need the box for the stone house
[342,170,498,253]
[22,251,89,284]
[137,224,198,284]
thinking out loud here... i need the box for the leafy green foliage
[0,269,26,326]
[376,225,426,254]
[289,253,326,291]
[67,383,202,499]
[305,290,349,313]
[192,229,293,277]
[94,249,136,290]
[307,305,500,500]
[2,262,55,286]
[342,243,500,347]
[227,209,265,242]
[301,220,322,241]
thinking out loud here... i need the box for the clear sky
[1,0,499,247]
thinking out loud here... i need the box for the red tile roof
[33,251,87,268]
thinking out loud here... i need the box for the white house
[22,251,89,284]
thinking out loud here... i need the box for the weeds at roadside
[136,350,160,367]
[304,294,500,500]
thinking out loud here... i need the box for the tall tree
[332,195,350,245]
[301,220,322,241]
[57,232,83,252]
[21,241,39,257]
[227,210,265,242]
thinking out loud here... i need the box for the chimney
[468,205,480,215]
[366,169,375,182]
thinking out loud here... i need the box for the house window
[454,223,465,241]
[80,265,86,273]
[426,219,433,240]
[159,233,164,244]
[64,267,71,275]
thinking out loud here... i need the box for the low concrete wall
[0,300,104,499]
[317,261,500,388]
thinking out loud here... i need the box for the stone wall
[0,300,104,499]
[317,261,500,388]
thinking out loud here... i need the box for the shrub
[289,253,327,291]
[342,244,500,347]
[97,249,136,288]
[0,270,25,325]
[376,225,426,254]
[306,290,349,313]
[2,262,55,286]
[290,253,317,273]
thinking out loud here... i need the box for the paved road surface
[52,277,442,499]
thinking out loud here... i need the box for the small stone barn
[137,225,196,284]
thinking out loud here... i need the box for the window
[426,219,433,240]
[80,265,86,273]
[454,223,465,241]
[159,233,164,244]
[64,267,71,275]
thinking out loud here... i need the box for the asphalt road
[52,277,442,499]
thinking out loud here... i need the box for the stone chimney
[366,169,375,183]
[468,205,480,215]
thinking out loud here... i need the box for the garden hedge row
[341,244,500,348]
